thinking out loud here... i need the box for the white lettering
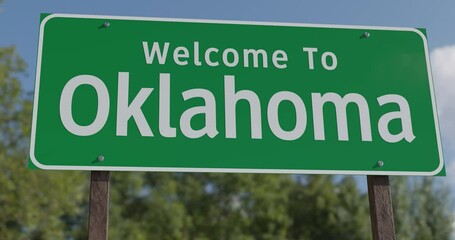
[222,48,239,67]
[303,47,318,70]
[142,42,169,65]
[272,50,288,69]
[205,47,219,67]
[243,49,268,68]
[173,46,189,66]
[321,52,337,70]
[378,95,415,143]
[116,72,154,136]
[60,75,110,136]
[194,42,202,66]
[159,73,176,137]
[180,89,218,138]
[225,75,262,139]
[268,91,307,141]
[312,93,372,141]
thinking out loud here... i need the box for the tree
[0,45,88,239]
[335,176,371,239]
[411,177,453,240]
[391,176,453,240]
[101,172,293,240]
[287,175,371,240]
[391,176,413,239]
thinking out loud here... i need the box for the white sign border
[29,13,444,176]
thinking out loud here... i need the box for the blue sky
[1,0,455,91]
[2,0,455,206]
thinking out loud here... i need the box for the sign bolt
[362,32,370,38]
[377,161,384,167]
[97,155,105,162]
[102,22,110,28]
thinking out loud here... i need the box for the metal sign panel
[29,14,444,175]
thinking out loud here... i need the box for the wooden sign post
[367,175,396,240]
[88,171,111,240]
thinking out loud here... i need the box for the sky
[2,0,455,220]
[2,0,455,93]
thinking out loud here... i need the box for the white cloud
[430,45,455,183]
[431,46,455,131]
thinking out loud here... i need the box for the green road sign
[29,13,444,175]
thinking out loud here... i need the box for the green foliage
[392,176,453,240]
[0,46,88,239]
[105,173,293,240]
[0,46,27,152]
[391,176,413,239]
[414,178,453,239]
[288,176,370,240]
